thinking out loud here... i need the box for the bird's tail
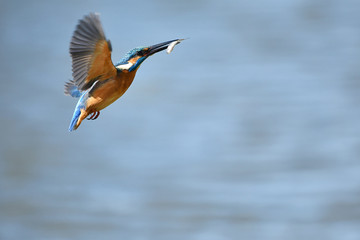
[68,94,87,132]
[67,80,97,132]
[69,106,82,132]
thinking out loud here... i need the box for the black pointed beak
[147,39,183,56]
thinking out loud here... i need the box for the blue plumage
[69,107,81,131]
[68,86,82,98]
[68,92,87,131]
[64,80,82,98]
[68,81,98,131]
[65,13,185,131]
[129,56,146,72]
[115,47,145,66]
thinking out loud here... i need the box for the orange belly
[86,70,137,112]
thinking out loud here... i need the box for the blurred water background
[1,0,360,239]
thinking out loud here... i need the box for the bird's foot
[87,111,100,120]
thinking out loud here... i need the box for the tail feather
[68,92,87,132]
[67,80,99,132]
[69,106,82,132]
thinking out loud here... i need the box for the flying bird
[65,13,184,131]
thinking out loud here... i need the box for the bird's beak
[147,39,184,56]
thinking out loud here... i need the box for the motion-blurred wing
[70,13,116,91]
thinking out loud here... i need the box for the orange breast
[86,70,138,111]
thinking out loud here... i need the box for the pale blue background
[1,0,360,239]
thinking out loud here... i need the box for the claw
[87,112,96,120]
[93,111,100,120]
[87,111,100,120]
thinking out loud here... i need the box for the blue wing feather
[64,80,82,98]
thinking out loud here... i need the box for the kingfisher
[64,13,184,131]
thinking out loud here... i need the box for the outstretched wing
[70,13,116,91]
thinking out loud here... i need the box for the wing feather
[70,13,116,91]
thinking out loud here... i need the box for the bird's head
[116,39,183,72]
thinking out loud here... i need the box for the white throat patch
[116,62,133,71]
